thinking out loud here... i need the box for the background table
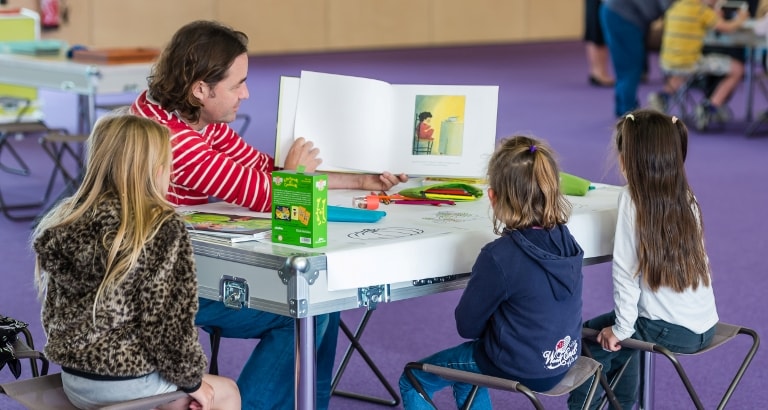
[0,53,152,133]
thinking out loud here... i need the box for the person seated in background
[647,0,749,131]
[416,111,435,140]
[413,111,435,154]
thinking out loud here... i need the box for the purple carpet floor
[2,40,768,409]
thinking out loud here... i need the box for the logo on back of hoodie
[542,335,579,370]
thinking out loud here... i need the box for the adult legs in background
[600,5,646,117]
[196,298,340,410]
[585,0,614,87]
[399,341,492,410]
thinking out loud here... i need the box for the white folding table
[186,182,621,410]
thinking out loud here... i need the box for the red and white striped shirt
[131,91,274,211]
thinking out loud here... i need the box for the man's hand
[327,171,408,190]
[284,137,322,171]
[359,172,409,191]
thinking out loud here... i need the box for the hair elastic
[672,116,678,124]
[529,145,537,153]
[625,114,635,121]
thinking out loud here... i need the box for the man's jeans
[196,298,340,410]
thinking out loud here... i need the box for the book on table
[275,70,499,178]
[179,210,271,243]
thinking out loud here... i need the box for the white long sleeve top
[611,187,719,341]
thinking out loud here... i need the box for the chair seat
[0,120,49,134]
[404,355,602,409]
[0,373,190,410]
[0,373,78,410]
[582,321,759,410]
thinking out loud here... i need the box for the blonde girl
[33,114,240,410]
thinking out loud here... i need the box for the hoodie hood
[509,225,584,300]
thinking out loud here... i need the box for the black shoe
[589,75,614,88]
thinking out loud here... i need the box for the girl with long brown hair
[569,109,718,409]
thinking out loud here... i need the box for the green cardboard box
[271,169,328,248]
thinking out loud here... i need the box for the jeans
[399,341,492,410]
[567,311,716,410]
[196,298,340,410]
[600,5,646,117]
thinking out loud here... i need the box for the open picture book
[275,71,499,178]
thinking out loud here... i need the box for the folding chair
[412,131,434,155]
[207,314,401,406]
[0,373,190,410]
[582,322,759,410]
[10,327,49,378]
[0,98,53,221]
[38,131,88,207]
[403,355,602,410]
[207,326,223,375]
[745,50,768,136]
[331,313,400,406]
[233,113,252,136]
[661,72,730,130]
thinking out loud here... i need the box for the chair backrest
[10,327,49,377]
[0,372,190,410]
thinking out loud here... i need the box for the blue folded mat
[328,205,386,223]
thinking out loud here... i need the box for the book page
[293,71,394,173]
[274,76,300,168]
[387,84,499,177]
[282,71,499,177]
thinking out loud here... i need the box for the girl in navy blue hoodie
[399,136,585,409]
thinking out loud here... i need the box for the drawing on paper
[347,227,424,240]
[422,211,485,224]
[412,95,466,156]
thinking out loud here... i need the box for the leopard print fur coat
[33,197,206,391]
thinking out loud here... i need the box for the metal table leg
[296,316,317,410]
[330,310,400,406]
[639,351,655,410]
[746,46,756,123]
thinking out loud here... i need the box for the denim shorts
[662,53,733,77]
[62,371,179,409]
